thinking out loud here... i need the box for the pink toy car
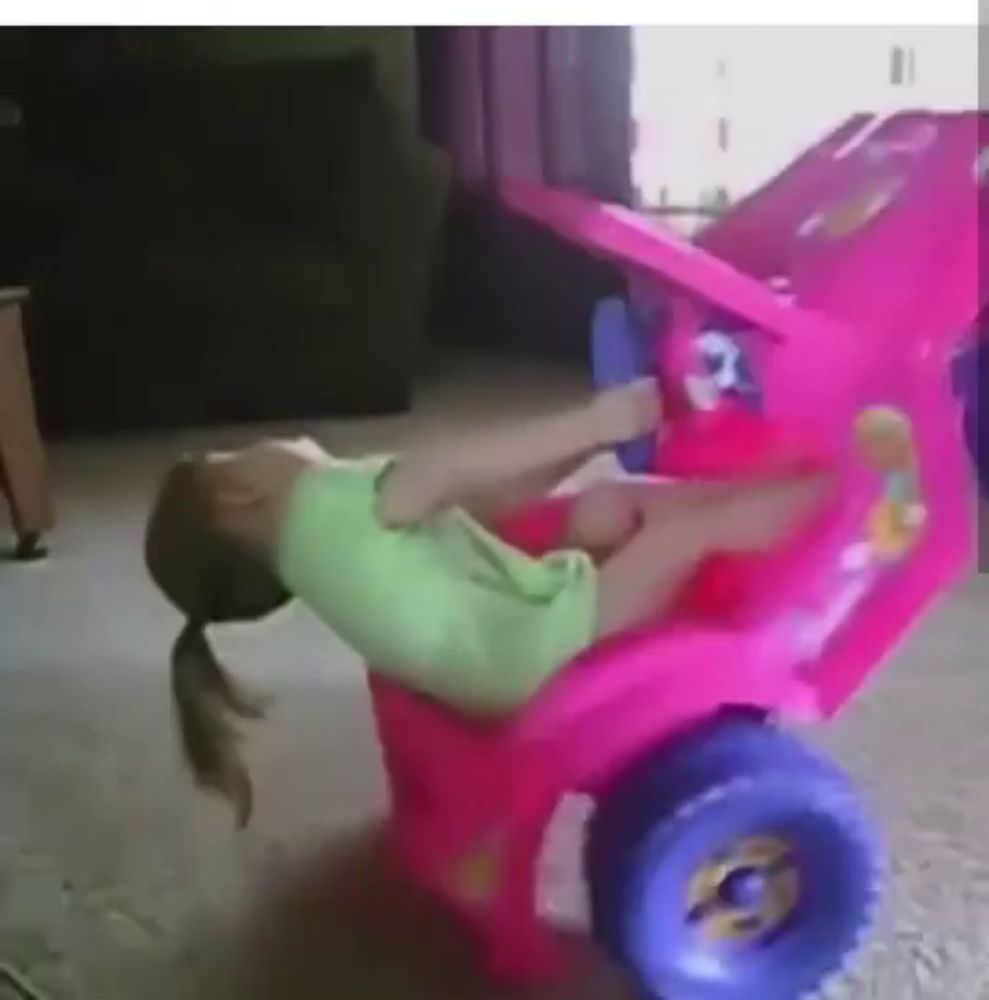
[369,112,985,1000]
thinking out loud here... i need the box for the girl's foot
[586,378,663,447]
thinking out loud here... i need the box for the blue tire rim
[589,721,883,1000]
[623,779,878,1000]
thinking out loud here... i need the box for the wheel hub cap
[687,835,801,944]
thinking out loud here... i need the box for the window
[632,25,978,232]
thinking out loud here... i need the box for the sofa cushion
[97,54,384,239]
[139,241,342,307]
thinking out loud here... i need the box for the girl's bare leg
[562,477,758,562]
[593,473,831,638]
[460,451,596,524]
[378,380,660,528]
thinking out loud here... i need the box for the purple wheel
[587,718,883,1000]
[590,297,656,473]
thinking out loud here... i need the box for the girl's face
[199,439,329,547]
[205,436,327,468]
[205,438,328,496]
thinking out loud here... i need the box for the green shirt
[276,460,597,714]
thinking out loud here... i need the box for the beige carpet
[1,357,986,1000]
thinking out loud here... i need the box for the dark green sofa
[25,29,448,432]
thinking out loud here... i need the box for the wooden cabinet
[0,289,53,558]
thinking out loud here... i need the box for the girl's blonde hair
[144,458,290,825]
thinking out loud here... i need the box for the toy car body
[369,112,985,1000]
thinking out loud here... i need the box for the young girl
[145,379,827,825]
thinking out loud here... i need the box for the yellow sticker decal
[452,835,503,905]
[800,178,901,240]
[854,406,927,560]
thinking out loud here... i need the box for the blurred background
[0,23,985,1000]
[1,26,976,436]
[632,26,978,226]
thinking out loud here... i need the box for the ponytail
[170,621,268,827]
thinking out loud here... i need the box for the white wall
[632,26,980,214]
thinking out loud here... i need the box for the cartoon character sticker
[854,406,927,560]
[684,329,763,413]
[789,406,927,662]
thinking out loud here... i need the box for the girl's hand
[587,379,663,446]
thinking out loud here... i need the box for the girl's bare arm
[377,380,661,528]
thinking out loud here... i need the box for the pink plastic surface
[369,112,987,984]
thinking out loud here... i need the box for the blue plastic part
[590,297,656,473]
[954,334,987,497]
[719,867,768,910]
[587,718,883,1000]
